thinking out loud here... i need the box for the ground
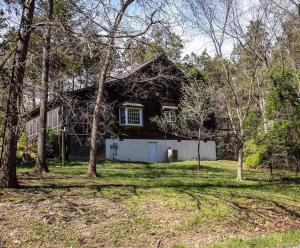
[0,160,300,248]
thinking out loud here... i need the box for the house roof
[58,54,169,97]
[25,54,182,118]
[109,54,166,80]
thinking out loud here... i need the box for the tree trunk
[259,96,268,133]
[32,87,36,108]
[61,129,65,167]
[268,162,273,181]
[87,49,111,177]
[87,0,134,177]
[236,143,244,181]
[35,0,53,173]
[197,141,201,171]
[197,130,201,171]
[0,0,35,188]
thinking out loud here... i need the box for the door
[148,142,157,162]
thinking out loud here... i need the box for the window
[27,118,38,137]
[52,108,58,127]
[119,107,126,124]
[27,107,60,137]
[164,110,176,123]
[119,107,143,125]
[128,108,142,124]
[47,108,59,128]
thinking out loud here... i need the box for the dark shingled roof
[60,54,168,97]
[25,54,177,118]
[110,54,166,80]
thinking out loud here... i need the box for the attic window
[119,103,143,126]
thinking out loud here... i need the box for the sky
[0,0,260,59]
[181,0,259,57]
[182,33,234,57]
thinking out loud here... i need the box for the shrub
[17,132,27,152]
[46,128,59,158]
[17,128,59,159]
[244,138,264,168]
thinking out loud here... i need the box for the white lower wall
[105,138,216,162]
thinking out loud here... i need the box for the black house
[26,55,217,162]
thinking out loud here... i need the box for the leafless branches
[181,0,272,180]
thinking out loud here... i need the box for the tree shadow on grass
[245,177,300,185]
[15,167,300,224]
[16,162,34,169]
[17,161,236,181]
[16,160,300,205]
[178,189,300,226]
[102,163,234,179]
[56,160,231,172]
[19,180,277,193]
[239,193,300,218]
[18,181,300,223]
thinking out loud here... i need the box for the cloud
[182,33,234,58]
[180,0,259,58]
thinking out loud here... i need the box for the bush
[244,138,264,168]
[17,132,27,152]
[17,128,59,160]
[46,128,59,158]
[245,122,298,175]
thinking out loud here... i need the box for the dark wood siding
[26,55,216,141]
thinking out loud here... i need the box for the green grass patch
[203,229,300,248]
[186,202,232,228]
[0,160,299,247]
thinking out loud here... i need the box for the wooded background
[0,0,299,188]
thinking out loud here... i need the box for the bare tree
[0,0,35,188]
[35,0,53,173]
[68,0,166,177]
[178,81,215,170]
[87,0,135,177]
[153,80,215,171]
[183,0,269,180]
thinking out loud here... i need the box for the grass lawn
[0,160,300,248]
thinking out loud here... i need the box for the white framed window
[128,108,142,125]
[47,107,59,128]
[164,110,176,123]
[119,107,143,126]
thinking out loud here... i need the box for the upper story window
[127,108,142,125]
[119,102,144,126]
[164,110,176,123]
[161,102,178,123]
